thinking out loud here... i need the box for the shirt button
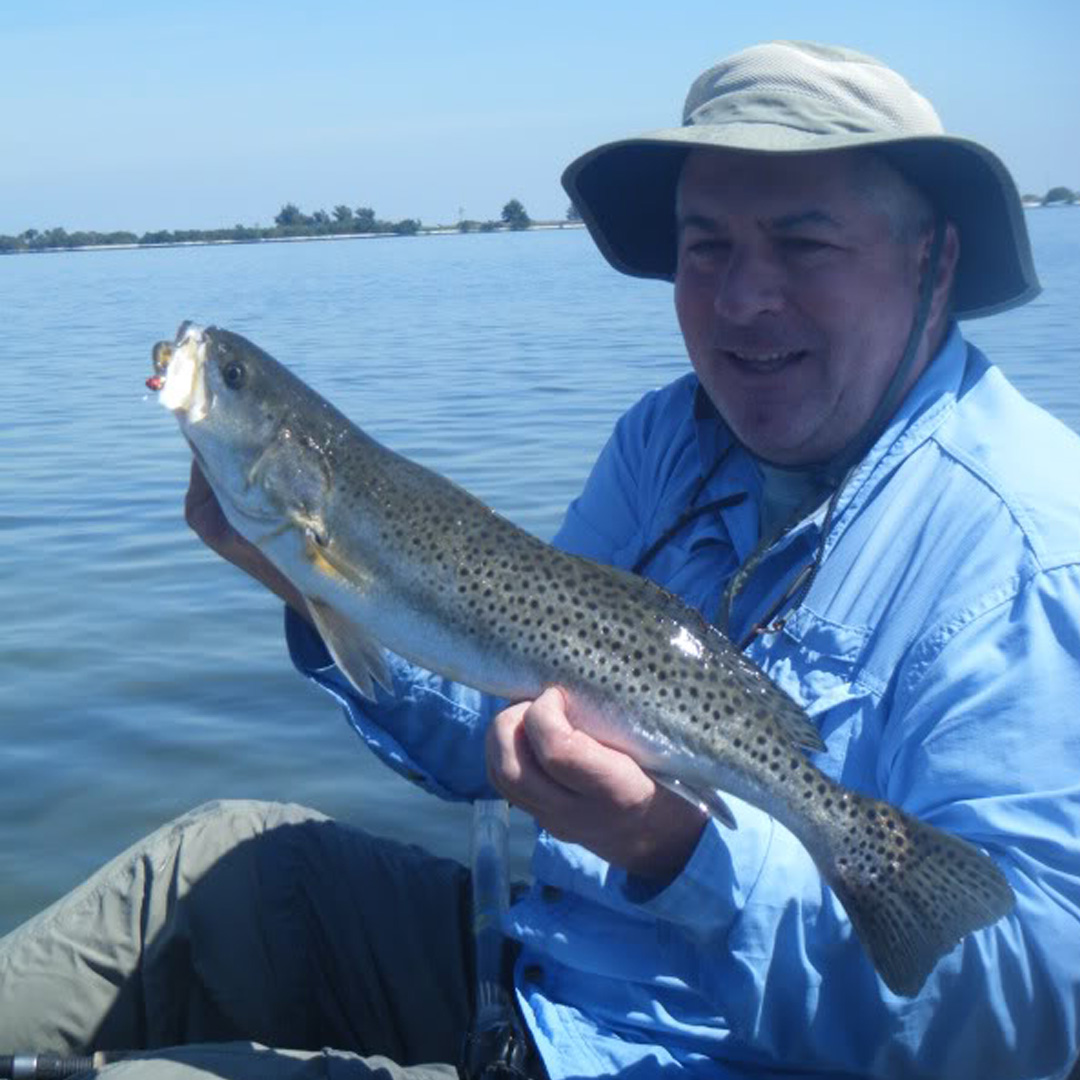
[540,884,561,902]
[522,963,543,983]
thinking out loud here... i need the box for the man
[1,40,1077,1080]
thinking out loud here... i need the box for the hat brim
[562,129,1040,320]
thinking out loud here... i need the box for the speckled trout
[148,323,1014,996]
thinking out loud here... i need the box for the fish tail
[819,792,1015,996]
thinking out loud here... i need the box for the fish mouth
[147,323,210,420]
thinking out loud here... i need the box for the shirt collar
[826,322,969,536]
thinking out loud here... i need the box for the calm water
[1,215,1077,933]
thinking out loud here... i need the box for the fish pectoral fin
[299,523,376,592]
[652,772,738,830]
[305,596,393,702]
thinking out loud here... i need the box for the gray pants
[0,801,492,1079]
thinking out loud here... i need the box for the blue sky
[2,0,1076,234]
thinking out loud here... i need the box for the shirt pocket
[750,604,884,788]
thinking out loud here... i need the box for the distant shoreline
[5,201,1074,257]
[0,220,587,257]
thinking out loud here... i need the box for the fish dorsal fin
[305,596,393,702]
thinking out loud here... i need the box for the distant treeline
[0,198,572,255]
[2,184,1074,254]
[1023,185,1078,206]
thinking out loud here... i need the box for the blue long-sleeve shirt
[287,326,1080,1079]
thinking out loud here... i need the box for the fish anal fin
[653,772,738,830]
[305,597,393,702]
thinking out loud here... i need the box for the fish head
[150,323,333,536]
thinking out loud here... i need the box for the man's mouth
[721,348,808,373]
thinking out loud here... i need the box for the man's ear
[925,220,960,333]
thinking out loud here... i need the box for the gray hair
[850,150,936,242]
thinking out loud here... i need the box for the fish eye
[222,361,246,390]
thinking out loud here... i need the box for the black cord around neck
[631,443,746,577]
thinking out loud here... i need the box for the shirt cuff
[283,605,468,801]
[616,796,777,938]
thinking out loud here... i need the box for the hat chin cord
[822,215,947,487]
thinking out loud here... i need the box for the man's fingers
[521,688,655,807]
[484,700,529,786]
[185,459,246,559]
[184,459,212,508]
[487,688,654,810]
[486,689,708,878]
[184,461,225,536]
[485,694,578,815]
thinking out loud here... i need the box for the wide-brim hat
[562,41,1039,320]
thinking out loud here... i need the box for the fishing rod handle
[0,1052,122,1078]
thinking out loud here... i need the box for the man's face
[674,148,940,466]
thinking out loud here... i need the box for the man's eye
[683,239,729,259]
[781,237,833,253]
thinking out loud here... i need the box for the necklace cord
[630,443,744,577]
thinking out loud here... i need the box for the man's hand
[486,687,708,883]
[184,461,309,618]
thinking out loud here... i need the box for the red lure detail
[146,375,164,392]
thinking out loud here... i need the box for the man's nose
[713,248,785,322]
